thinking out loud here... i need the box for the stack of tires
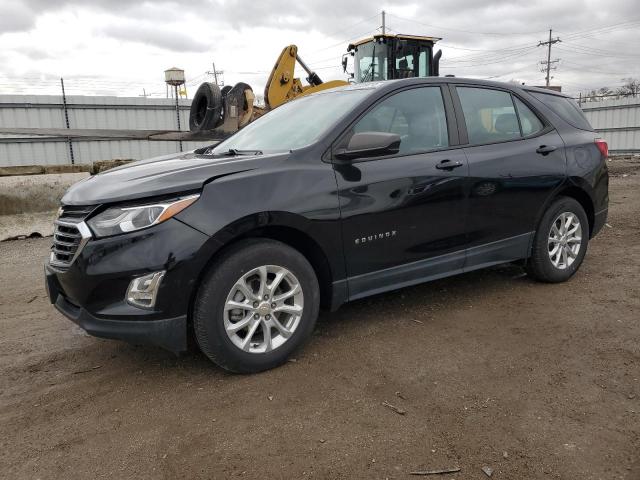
[189,82,254,132]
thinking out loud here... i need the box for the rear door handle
[536,145,557,155]
[435,159,464,171]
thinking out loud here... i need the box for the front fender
[175,161,345,282]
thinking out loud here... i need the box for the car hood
[61,150,286,206]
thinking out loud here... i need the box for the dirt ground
[1,157,639,480]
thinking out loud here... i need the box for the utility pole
[381,10,386,35]
[538,29,561,87]
[174,84,183,152]
[60,77,75,165]
[207,62,224,87]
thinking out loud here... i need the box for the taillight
[595,138,608,158]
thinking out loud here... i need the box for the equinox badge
[355,230,397,245]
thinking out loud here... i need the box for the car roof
[328,77,573,99]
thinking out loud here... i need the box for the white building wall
[581,97,640,154]
[0,95,209,166]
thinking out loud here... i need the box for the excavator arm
[264,45,348,109]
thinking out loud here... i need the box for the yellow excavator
[188,33,442,134]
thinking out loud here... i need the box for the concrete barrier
[0,159,133,177]
[0,172,89,240]
[0,159,135,241]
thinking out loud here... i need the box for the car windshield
[211,89,372,154]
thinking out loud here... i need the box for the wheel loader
[189,33,442,135]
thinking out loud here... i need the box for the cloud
[0,4,36,34]
[2,0,640,97]
[17,47,53,60]
[99,24,212,52]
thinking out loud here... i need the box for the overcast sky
[1,0,639,98]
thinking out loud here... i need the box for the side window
[355,104,409,137]
[395,52,415,79]
[529,92,593,131]
[418,50,428,77]
[457,87,520,144]
[514,97,544,136]
[351,87,449,154]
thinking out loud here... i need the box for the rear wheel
[527,197,589,282]
[193,239,320,373]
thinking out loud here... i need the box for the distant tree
[579,82,636,103]
[597,87,613,99]
[616,78,640,98]
[579,89,600,103]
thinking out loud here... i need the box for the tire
[220,85,232,98]
[527,196,589,283]
[193,239,320,373]
[227,82,253,111]
[218,85,235,128]
[189,82,223,131]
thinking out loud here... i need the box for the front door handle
[536,145,557,155]
[435,159,464,171]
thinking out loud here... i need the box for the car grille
[50,205,95,270]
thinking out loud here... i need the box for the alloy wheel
[548,212,582,270]
[223,265,304,354]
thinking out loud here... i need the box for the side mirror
[341,54,348,73]
[335,132,401,160]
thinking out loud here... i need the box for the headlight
[87,194,200,238]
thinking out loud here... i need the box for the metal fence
[3,93,638,166]
[581,97,640,154]
[0,95,208,167]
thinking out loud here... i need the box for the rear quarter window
[529,92,593,131]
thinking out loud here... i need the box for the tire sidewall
[189,83,223,132]
[533,197,589,282]
[194,240,319,373]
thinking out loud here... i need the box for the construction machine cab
[346,34,442,82]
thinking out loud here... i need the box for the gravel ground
[1,157,639,479]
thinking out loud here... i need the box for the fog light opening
[126,271,166,309]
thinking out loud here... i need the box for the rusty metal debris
[381,401,406,415]
[409,467,461,476]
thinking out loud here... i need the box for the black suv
[45,78,609,373]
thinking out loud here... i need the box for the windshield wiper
[223,148,263,156]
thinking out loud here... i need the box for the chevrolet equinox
[45,78,609,373]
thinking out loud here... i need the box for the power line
[442,47,539,68]
[560,59,638,76]
[557,42,640,59]
[386,12,547,36]
[557,19,640,41]
[318,14,379,41]
[481,64,539,79]
[305,27,379,58]
[444,46,538,66]
[555,44,639,59]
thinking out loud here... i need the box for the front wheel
[527,197,589,283]
[193,239,320,373]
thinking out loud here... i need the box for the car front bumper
[47,276,187,352]
[44,218,214,354]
